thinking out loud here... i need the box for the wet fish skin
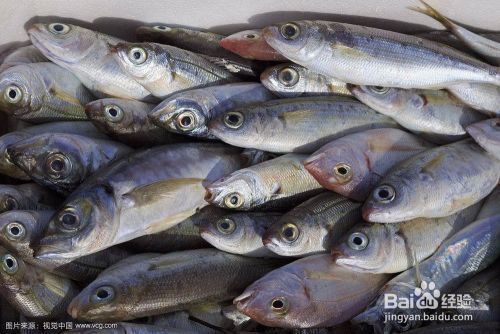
[7,133,133,194]
[263,192,362,257]
[353,214,500,332]
[0,45,48,72]
[199,211,282,257]
[27,23,154,101]
[447,83,500,116]
[363,139,500,223]
[149,83,274,139]
[234,255,390,328]
[0,183,60,213]
[260,63,351,98]
[67,249,283,321]
[110,42,239,99]
[477,187,500,220]
[0,63,94,123]
[205,153,323,211]
[262,20,500,88]
[348,85,486,143]
[304,128,434,201]
[208,96,400,153]
[219,29,287,61]
[0,245,79,318]
[333,202,482,274]
[35,143,246,262]
[466,118,500,160]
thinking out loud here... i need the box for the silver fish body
[447,83,500,116]
[467,118,500,160]
[0,45,48,72]
[0,183,60,213]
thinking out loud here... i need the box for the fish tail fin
[409,1,455,31]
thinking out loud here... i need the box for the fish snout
[204,188,216,203]
[234,290,255,310]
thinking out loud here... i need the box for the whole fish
[363,139,500,223]
[477,187,500,220]
[412,1,500,65]
[447,83,500,116]
[85,98,183,147]
[67,249,283,321]
[332,202,482,274]
[7,133,133,194]
[219,29,287,61]
[304,128,434,201]
[467,118,500,160]
[0,210,130,282]
[348,85,486,143]
[0,63,94,123]
[262,20,500,88]
[234,255,390,328]
[263,192,362,257]
[0,121,108,180]
[35,143,246,262]
[0,45,48,72]
[110,42,239,99]
[0,245,79,318]
[404,322,500,334]
[208,96,399,153]
[27,23,154,101]
[0,183,60,213]
[205,154,323,211]
[149,83,274,139]
[353,214,500,332]
[260,63,351,98]
[199,211,282,257]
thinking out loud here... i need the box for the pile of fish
[0,1,499,333]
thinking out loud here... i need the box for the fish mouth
[34,239,76,264]
[345,83,358,93]
[5,147,35,172]
[204,188,217,203]
[234,289,255,311]
[67,299,80,319]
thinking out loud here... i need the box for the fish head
[467,118,500,149]
[0,66,36,117]
[0,246,35,293]
[333,222,393,273]
[0,185,30,213]
[27,23,95,64]
[0,132,31,178]
[199,213,247,249]
[260,63,307,97]
[204,171,262,210]
[219,29,264,55]
[208,108,262,146]
[348,85,404,116]
[35,185,117,262]
[262,21,324,63]
[0,210,46,258]
[85,99,137,135]
[362,180,411,223]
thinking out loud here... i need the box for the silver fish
[0,183,60,213]
[208,96,399,153]
[149,83,274,139]
[0,45,48,72]
[363,139,500,223]
[467,118,500,160]
[262,20,500,88]
[0,63,94,122]
[447,82,500,116]
[27,23,154,101]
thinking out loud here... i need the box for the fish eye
[270,297,289,314]
[348,232,369,250]
[333,163,352,183]
[56,207,81,232]
[45,153,72,179]
[1,254,18,275]
[104,104,124,123]
[244,33,257,39]
[91,285,115,303]
[48,23,71,35]
[0,196,18,212]
[224,192,243,209]
[153,25,170,31]
[5,222,26,241]
[127,47,148,65]
[4,85,22,104]
[278,67,299,87]
[176,110,197,131]
[223,112,244,129]
[280,223,299,243]
[280,23,300,40]
[373,185,396,203]
[216,218,236,234]
[368,86,390,94]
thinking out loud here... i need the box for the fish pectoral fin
[188,302,222,314]
[48,84,83,107]
[148,256,190,271]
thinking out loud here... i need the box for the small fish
[263,192,362,257]
[304,128,434,201]
[208,96,399,153]
[467,118,500,160]
[348,85,486,144]
[447,83,500,116]
[219,29,287,61]
[0,45,48,72]
[234,255,390,328]
[67,249,283,321]
[199,211,282,257]
[110,42,239,99]
[0,183,60,213]
[362,139,500,223]
[0,245,79,318]
[7,133,133,194]
[205,154,323,211]
[0,63,94,123]
[262,20,500,88]
[333,202,482,273]
[27,23,154,101]
[149,83,274,139]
